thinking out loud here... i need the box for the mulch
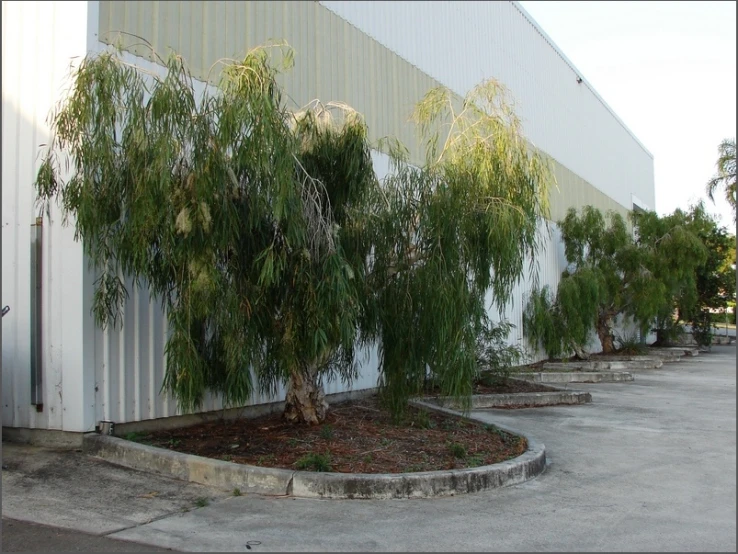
[132,390,533,474]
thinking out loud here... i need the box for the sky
[519,0,737,229]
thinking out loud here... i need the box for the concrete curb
[643,350,684,362]
[592,355,668,363]
[83,434,295,496]
[680,333,734,346]
[542,358,662,371]
[83,405,546,500]
[512,372,634,384]
[429,390,592,409]
[648,347,699,358]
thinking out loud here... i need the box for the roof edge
[512,1,654,160]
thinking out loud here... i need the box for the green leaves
[523,276,598,361]
[372,80,552,416]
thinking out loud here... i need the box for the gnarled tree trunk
[572,344,590,360]
[283,364,328,425]
[596,313,615,354]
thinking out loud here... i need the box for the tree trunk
[596,314,616,354]
[572,344,590,360]
[283,364,328,425]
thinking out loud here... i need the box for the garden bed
[125,394,528,474]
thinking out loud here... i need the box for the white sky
[519,0,737,229]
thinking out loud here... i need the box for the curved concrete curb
[643,350,684,362]
[83,405,546,500]
[648,347,699,359]
[542,358,662,371]
[513,371,634,384]
[429,390,592,409]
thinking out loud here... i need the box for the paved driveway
[4,346,736,552]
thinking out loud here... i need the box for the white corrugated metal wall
[2,0,98,432]
[319,0,656,212]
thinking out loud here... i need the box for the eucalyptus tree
[367,82,552,416]
[672,202,736,347]
[36,45,551,423]
[632,207,708,345]
[525,205,707,357]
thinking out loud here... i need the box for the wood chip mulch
[131,393,530,475]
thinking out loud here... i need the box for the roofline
[512,1,654,160]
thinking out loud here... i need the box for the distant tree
[683,202,736,314]
[523,270,598,360]
[36,45,552,424]
[676,202,736,347]
[634,207,709,346]
[706,138,736,221]
[525,206,706,357]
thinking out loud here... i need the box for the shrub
[614,332,647,355]
[319,424,334,440]
[449,443,467,459]
[294,452,332,472]
[652,316,686,346]
[691,310,713,348]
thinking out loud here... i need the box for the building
[1,1,655,442]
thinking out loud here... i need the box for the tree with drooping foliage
[525,205,706,357]
[366,81,552,416]
[682,202,736,315]
[523,267,600,360]
[36,44,552,424]
[675,202,736,347]
[631,206,708,346]
[37,44,377,424]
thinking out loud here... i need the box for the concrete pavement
[1,442,230,538]
[3,345,736,552]
[1,519,174,552]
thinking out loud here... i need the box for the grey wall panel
[98,0,630,220]
[99,0,441,164]
[320,0,655,214]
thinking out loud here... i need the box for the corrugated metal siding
[2,1,95,431]
[99,0,640,222]
[98,0,439,166]
[319,0,656,215]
